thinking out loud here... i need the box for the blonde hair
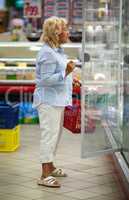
[40,16,68,48]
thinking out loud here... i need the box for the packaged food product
[0,69,6,79]
[17,62,27,67]
[24,69,35,80]
[16,69,25,80]
[6,70,16,80]
[0,62,5,67]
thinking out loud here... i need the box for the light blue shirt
[33,43,72,107]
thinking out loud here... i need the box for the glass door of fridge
[121,0,129,165]
[81,0,123,158]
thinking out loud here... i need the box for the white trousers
[37,104,64,163]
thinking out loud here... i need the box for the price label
[24,0,42,18]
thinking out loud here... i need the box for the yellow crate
[0,125,20,152]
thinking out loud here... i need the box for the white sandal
[37,176,61,188]
[51,168,67,177]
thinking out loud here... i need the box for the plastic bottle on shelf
[16,69,25,80]
[98,0,110,20]
[86,25,94,43]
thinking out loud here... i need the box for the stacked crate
[0,103,20,152]
[19,102,39,124]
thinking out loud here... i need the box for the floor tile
[63,189,99,199]
[0,194,27,200]
[0,125,127,200]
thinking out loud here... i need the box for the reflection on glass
[121,0,129,166]
[81,0,122,158]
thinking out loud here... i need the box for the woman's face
[58,25,69,44]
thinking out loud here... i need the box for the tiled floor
[0,125,128,200]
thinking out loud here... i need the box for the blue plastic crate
[19,102,39,124]
[0,103,19,129]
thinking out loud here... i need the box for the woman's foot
[41,162,54,178]
[37,176,61,188]
[51,163,56,172]
[41,162,67,178]
[51,163,67,177]
[51,168,67,177]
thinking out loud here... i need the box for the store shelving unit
[0,42,81,47]
[43,0,83,30]
[0,42,81,98]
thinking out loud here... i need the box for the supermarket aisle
[0,125,127,200]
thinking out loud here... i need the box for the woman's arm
[38,51,66,86]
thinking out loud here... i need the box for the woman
[33,16,75,188]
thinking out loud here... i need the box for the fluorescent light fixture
[29,46,41,51]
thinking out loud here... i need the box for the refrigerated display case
[0,42,81,101]
[122,0,129,168]
[0,42,81,83]
[81,0,123,158]
[81,0,129,195]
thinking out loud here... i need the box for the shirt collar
[54,46,64,53]
[44,42,64,53]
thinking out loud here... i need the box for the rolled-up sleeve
[38,51,66,86]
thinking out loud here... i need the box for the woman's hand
[65,61,75,76]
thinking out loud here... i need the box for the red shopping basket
[63,98,96,134]
[63,99,81,134]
